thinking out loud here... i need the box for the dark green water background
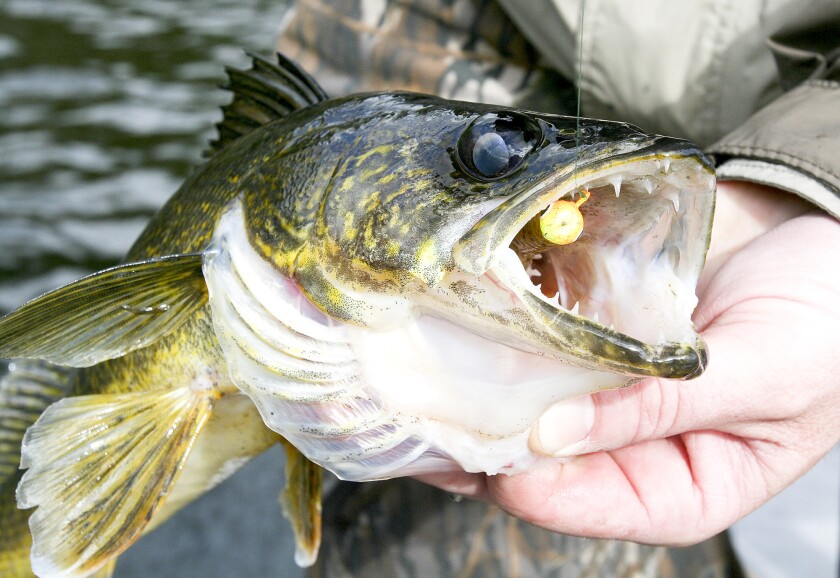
[0,0,303,575]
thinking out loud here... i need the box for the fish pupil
[472,132,510,177]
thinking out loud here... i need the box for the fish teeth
[670,193,680,212]
[609,323,615,331]
[658,329,666,344]
[592,311,600,323]
[640,178,654,194]
[662,157,671,174]
[570,301,580,315]
[608,175,622,197]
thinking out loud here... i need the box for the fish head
[291,95,714,381]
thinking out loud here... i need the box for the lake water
[0,1,836,577]
[0,0,303,576]
[0,0,291,308]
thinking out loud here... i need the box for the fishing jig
[539,189,590,244]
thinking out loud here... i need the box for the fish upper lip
[457,150,715,379]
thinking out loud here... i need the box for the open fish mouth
[462,151,715,379]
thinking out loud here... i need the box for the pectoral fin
[16,387,216,578]
[0,254,207,367]
[280,440,322,568]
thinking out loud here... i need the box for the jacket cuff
[708,80,840,219]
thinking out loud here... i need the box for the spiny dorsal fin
[0,254,207,368]
[206,52,329,156]
[17,388,216,578]
[0,360,74,487]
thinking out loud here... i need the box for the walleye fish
[0,53,714,577]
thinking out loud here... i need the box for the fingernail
[529,396,595,457]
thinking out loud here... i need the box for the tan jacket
[279,0,840,217]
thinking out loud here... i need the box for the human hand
[420,180,840,545]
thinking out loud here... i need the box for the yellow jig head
[539,190,590,245]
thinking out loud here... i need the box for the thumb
[528,393,599,457]
[529,371,713,457]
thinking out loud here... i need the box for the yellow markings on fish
[338,175,355,192]
[363,221,377,250]
[257,235,287,267]
[405,168,433,179]
[352,144,393,167]
[382,182,411,205]
[539,189,591,245]
[361,164,387,180]
[416,238,438,269]
[324,284,344,307]
[409,238,447,287]
[378,172,397,185]
[343,212,357,240]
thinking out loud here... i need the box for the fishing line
[573,0,586,194]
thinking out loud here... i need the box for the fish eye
[457,112,541,181]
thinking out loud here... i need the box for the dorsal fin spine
[254,51,328,103]
[221,87,293,122]
[206,52,329,156]
[225,68,303,111]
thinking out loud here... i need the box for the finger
[489,431,761,545]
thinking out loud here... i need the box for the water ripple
[0,0,290,310]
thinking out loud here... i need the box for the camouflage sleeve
[276,0,576,114]
[309,476,743,578]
